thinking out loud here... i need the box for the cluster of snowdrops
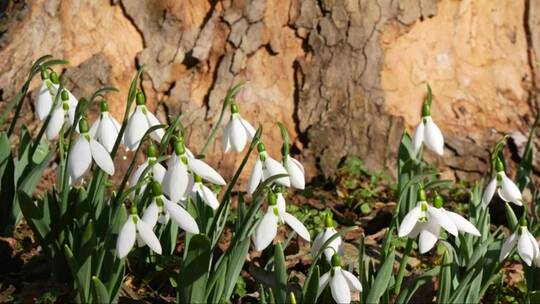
[4,57,540,303]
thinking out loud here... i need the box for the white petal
[145,110,164,142]
[125,107,148,150]
[130,162,148,186]
[252,210,278,251]
[152,163,167,184]
[419,225,439,254]
[89,139,115,175]
[412,121,425,154]
[323,228,343,262]
[482,178,497,206]
[518,230,535,266]
[398,206,421,237]
[200,184,220,209]
[311,231,324,258]
[341,269,362,292]
[98,114,119,152]
[46,107,65,140]
[499,173,523,206]
[428,206,458,236]
[163,158,189,202]
[285,156,305,190]
[136,219,162,255]
[282,212,311,241]
[239,118,256,138]
[424,117,444,155]
[35,82,54,121]
[264,157,290,187]
[89,119,100,138]
[499,232,518,261]
[163,199,200,234]
[446,210,480,236]
[318,272,330,291]
[68,138,92,181]
[188,158,226,185]
[222,120,232,152]
[526,230,540,262]
[230,117,247,152]
[117,216,137,258]
[330,269,351,304]
[141,201,160,228]
[247,159,263,194]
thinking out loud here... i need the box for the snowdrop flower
[247,143,290,194]
[312,213,343,263]
[124,92,164,150]
[398,190,460,254]
[89,101,123,152]
[282,152,305,190]
[185,154,226,186]
[130,144,166,187]
[67,117,114,184]
[434,194,480,237]
[319,254,362,304]
[482,158,522,206]
[412,102,444,155]
[500,220,539,266]
[117,206,162,258]
[141,182,199,234]
[252,190,310,251]
[222,103,255,152]
[162,140,191,203]
[191,175,220,210]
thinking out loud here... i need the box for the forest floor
[0,157,528,303]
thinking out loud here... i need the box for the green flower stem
[394,237,414,295]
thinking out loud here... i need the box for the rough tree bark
[0,0,539,183]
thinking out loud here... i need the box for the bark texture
[0,0,539,182]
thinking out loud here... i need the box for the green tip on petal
[62,102,69,111]
[174,140,185,156]
[61,90,69,101]
[79,117,90,133]
[268,191,277,206]
[495,158,505,173]
[194,175,202,183]
[147,144,158,158]
[50,71,60,84]
[324,212,334,228]
[421,202,428,212]
[418,188,427,202]
[331,254,341,267]
[230,103,239,114]
[100,100,109,112]
[130,204,138,215]
[40,69,49,80]
[422,103,430,117]
[136,91,146,105]
[257,142,266,153]
[289,292,297,304]
[433,193,444,208]
[520,216,528,227]
[151,181,162,196]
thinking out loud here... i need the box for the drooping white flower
[186,156,226,186]
[500,224,539,266]
[116,210,162,258]
[141,182,200,234]
[312,213,343,263]
[252,191,310,251]
[247,142,290,194]
[130,144,166,192]
[67,117,114,184]
[191,175,220,210]
[283,154,305,190]
[162,140,191,203]
[222,103,256,152]
[482,158,522,206]
[412,102,444,155]
[319,254,362,304]
[124,92,165,150]
[89,101,123,152]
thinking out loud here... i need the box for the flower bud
[325,212,334,228]
[136,91,146,106]
[434,193,444,208]
[79,117,90,133]
[50,71,60,84]
[331,253,341,267]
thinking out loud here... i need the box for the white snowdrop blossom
[116,208,162,258]
[482,158,522,206]
[412,103,444,156]
[319,254,362,304]
[222,103,255,152]
[162,140,191,203]
[186,156,226,186]
[247,143,290,194]
[191,175,220,210]
[252,191,310,251]
[500,223,540,266]
[130,144,166,195]
[398,191,479,254]
[141,182,199,234]
[283,154,305,190]
[67,117,114,184]
[124,92,165,150]
[89,101,123,152]
[312,213,343,263]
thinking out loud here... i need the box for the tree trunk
[0,0,538,182]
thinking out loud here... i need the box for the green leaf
[273,243,288,304]
[179,234,211,304]
[436,251,452,303]
[396,266,440,304]
[504,202,518,231]
[92,276,110,304]
[366,249,395,304]
[302,266,319,304]
[221,238,251,300]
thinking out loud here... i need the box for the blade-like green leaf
[366,250,395,304]
[273,243,288,304]
[179,234,211,304]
